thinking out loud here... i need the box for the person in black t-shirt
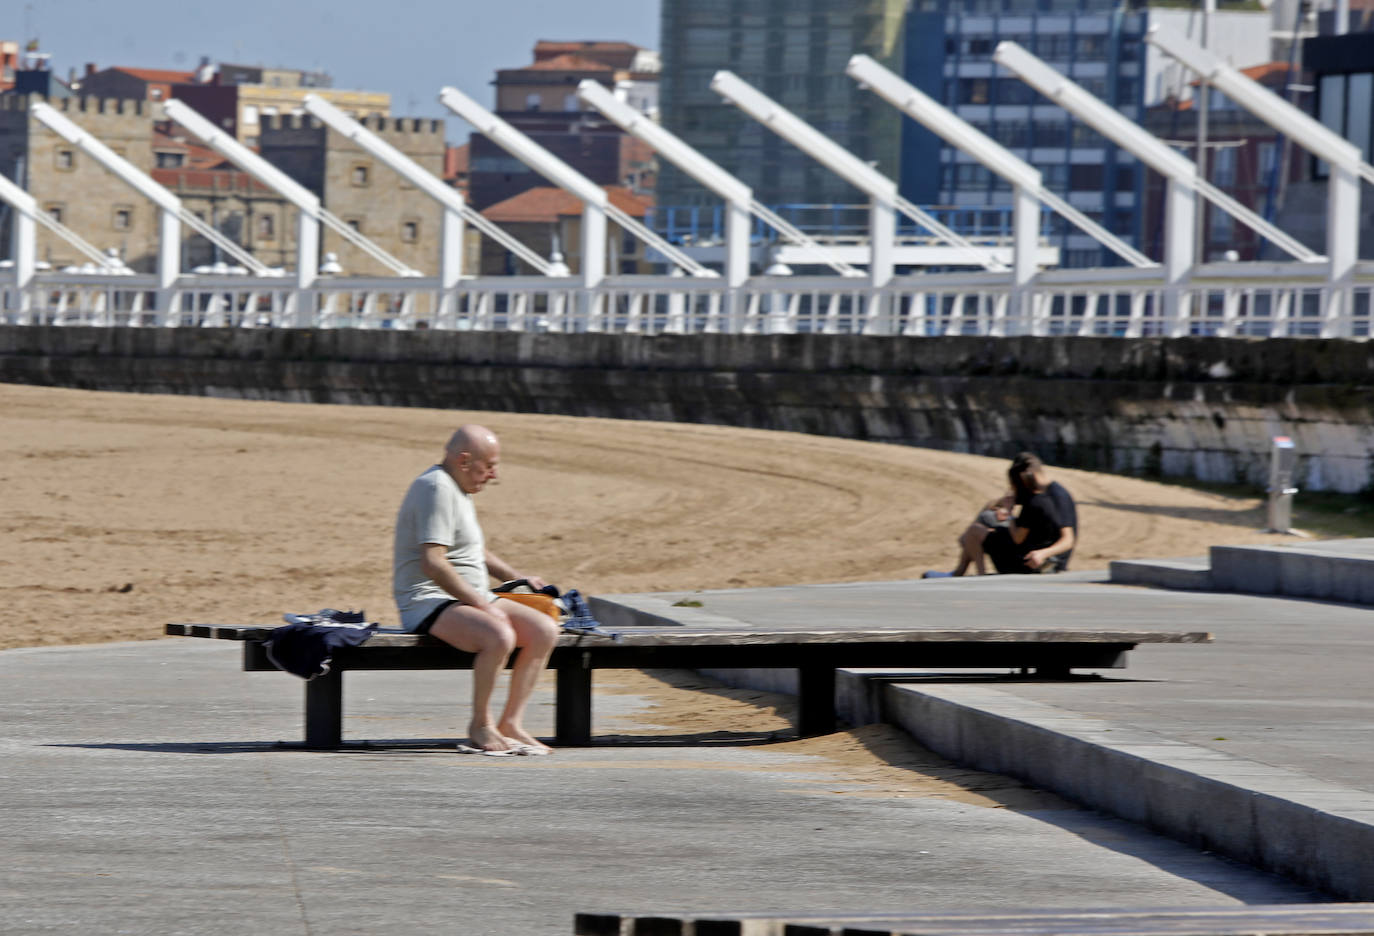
[978,452,1077,575]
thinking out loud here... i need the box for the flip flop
[456,743,520,757]
[509,744,553,756]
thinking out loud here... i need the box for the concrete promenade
[611,566,1374,899]
[7,546,1374,933]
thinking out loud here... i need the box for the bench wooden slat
[573,905,1374,936]
[165,622,1211,646]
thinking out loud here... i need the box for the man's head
[443,425,500,494]
[1009,451,1047,504]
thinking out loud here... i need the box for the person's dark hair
[1009,452,1043,506]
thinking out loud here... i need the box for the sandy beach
[0,382,1302,650]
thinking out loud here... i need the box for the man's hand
[523,574,549,591]
[1024,548,1049,570]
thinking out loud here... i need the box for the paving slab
[605,575,1374,899]
[1,637,1325,935]
[617,575,1374,793]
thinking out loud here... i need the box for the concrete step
[1110,539,1374,605]
[1108,557,1210,591]
[1211,542,1374,605]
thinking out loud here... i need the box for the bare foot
[468,723,511,752]
[498,723,552,753]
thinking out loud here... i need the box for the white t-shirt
[392,465,494,631]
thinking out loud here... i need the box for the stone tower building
[258,114,446,277]
[0,94,159,270]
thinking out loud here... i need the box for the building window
[401,220,419,243]
[55,148,75,171]
[352,165,369,186]
[155,151,185,168]
[960,78,990,106]
[525,93,541,111]
[112,207,133,231]
[346,218,363,233]
[1210,204,1234,246]
[1212,146,1237,188]
[257,214,275,240]
[46,204,64,223]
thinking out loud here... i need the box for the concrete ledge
[1109,558,1211,591]
[877,682,1374,901]
[1211,544,1374,604]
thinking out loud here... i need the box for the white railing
[4,264,1371,338]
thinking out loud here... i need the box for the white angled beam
[710,70,898,290]
[992,45,1194,184]
[32,102,182,214]
[302,94,557,279]
[577,80,751,204]
[711,71,897,201]
[1147,25,1362,317]
[578,78,861,283]
[164,100,321,211]
[1146,27,1363,173]
[0,172,37,302]
[711,70,1004,281]
[165,99,417,279]
[440,86,712,281]
[846,54,1155,270]
[440,87,608,206]
[440,86,607,288]
[31,102,184,299]
[990,42,1197,329]
[993,41,1320,268]
[577,79,750,287]
[33,102,281,279]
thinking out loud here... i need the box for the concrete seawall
[3,325,1371,492]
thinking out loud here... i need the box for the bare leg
[956,523,993,576]
[493,599,560,750]
[429,605,517,751]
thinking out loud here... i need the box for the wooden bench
[572,904,1374,936]
[165,596,1210,748]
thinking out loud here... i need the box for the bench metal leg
[797,665,836,737]
[555,653,593,746]
[304,668,343,748]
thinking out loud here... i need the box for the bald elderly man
[392,425,560,754]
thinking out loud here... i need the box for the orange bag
[496,592,562,621]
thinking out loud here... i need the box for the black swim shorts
[414,600,459,635]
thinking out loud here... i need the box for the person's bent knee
[497,599,561,651]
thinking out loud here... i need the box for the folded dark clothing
[265,618,378,680]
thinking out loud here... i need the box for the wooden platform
[572,904,1374,936]
[165,612,1210,748]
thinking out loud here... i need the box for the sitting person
[392,424,561,755]
[981,452,1077,574]
[943,491,1014,576]
[935,452,1076,576]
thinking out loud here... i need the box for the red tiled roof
[151,167,274,193]
[532,41,641,70]
[1240,62,1295,83]
[482,185,650,223]
[516,54,615,73]
[115,67,196,84]
[535,41,638,56]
